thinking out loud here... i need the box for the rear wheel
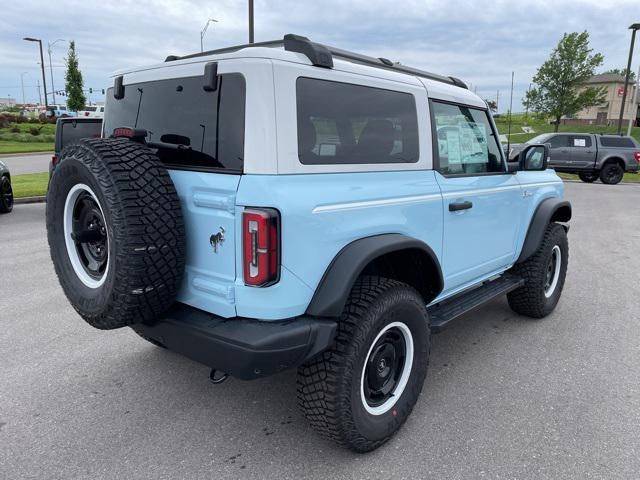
[599,163,624,185]
[0,176,13,214]
[297,276,430,452]
[578,172,598,183]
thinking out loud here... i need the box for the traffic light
[89,88,93,94]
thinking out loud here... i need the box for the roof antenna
[506,71,514,160]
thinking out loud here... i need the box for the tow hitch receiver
[210,369,229,384]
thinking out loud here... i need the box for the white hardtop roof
[111,43,486,108]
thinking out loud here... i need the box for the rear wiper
[134,88,143,128]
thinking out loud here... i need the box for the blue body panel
[435,172,523,297]
[235,171,444,319]
[169,166,563,321]
[168,170,241,318]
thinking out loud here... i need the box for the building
[0,97,17,108]
[562,73,639,127]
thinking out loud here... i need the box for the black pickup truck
[509,133,640,184]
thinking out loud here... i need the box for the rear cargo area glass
[104,73,245,172]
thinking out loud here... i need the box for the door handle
[449,201,473,212]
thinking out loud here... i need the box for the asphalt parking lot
[1,181,639,479]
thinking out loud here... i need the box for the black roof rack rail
[165,34,467,89]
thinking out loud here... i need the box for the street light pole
[47,39,65,105]
[627,64,640,136]
[200,18,218,52]
[23,37,48,108]
[617,23,640,134]
[20,72,28,105]
[248,0,254,43]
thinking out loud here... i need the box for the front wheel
[578,172,598,183]
[600,163,624,185]
[508,223,568,318]
[0,176,13,214]
[297,276,430,452]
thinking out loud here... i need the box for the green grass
[0,142,54,154]
[557,172,640,183]
[11,172,49,198]
[0,122,56,153]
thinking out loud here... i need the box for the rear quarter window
[599,136,636,148]
[104,73,246,172]
[296,77,419,165]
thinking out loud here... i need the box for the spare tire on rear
[46,138,185,330]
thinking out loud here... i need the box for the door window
[431,101,504,175]
[547,135,568,149]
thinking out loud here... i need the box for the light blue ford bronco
[46,34,571,452]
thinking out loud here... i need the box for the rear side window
[104,73,246,172]
[599,136,635,148]
[296,77,419,165]
[431,101,504,175]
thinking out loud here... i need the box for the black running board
[427,274,524,333]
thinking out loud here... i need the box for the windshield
[104,73,246,172]
[526,133,552,145]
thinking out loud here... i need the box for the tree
[65,41,86,112]
[485,99,498,112]
[523,31,606,132]
[603,68,636,82]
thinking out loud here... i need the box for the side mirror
[519,143,549,171]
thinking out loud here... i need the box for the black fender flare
[517,197,571,263]
[305,234,443,318]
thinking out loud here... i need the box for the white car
[77,105,104,118]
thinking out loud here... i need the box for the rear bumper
[131,303,337,380]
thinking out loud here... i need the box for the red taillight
[243,208,280,287]
[112,127,135,138]
[51,154,59,166]
[634,151,640,163]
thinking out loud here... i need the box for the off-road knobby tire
[507,223,568,318]
[599,163,624,185]
[0,175,13,214]
[297,276,430,452]
[578,172,598,183]
[46,138,185,330]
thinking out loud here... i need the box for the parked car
[0,160,13,214]
[50,117,103,177]
[45,34,571,452]
[509,133,640,184]
[44,105,77,119]
[77,105,105,118]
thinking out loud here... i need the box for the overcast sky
[1,0,638,111]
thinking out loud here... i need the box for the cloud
[1,0,637,111]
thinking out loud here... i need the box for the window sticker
[458,122,488,163]
[573,138,586,147]
[445,129,462,164]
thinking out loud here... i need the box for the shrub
[29,126,42,136]
[10,125,21,133]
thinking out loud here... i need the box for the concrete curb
[15,196,46,204]
[561,179,640,186]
